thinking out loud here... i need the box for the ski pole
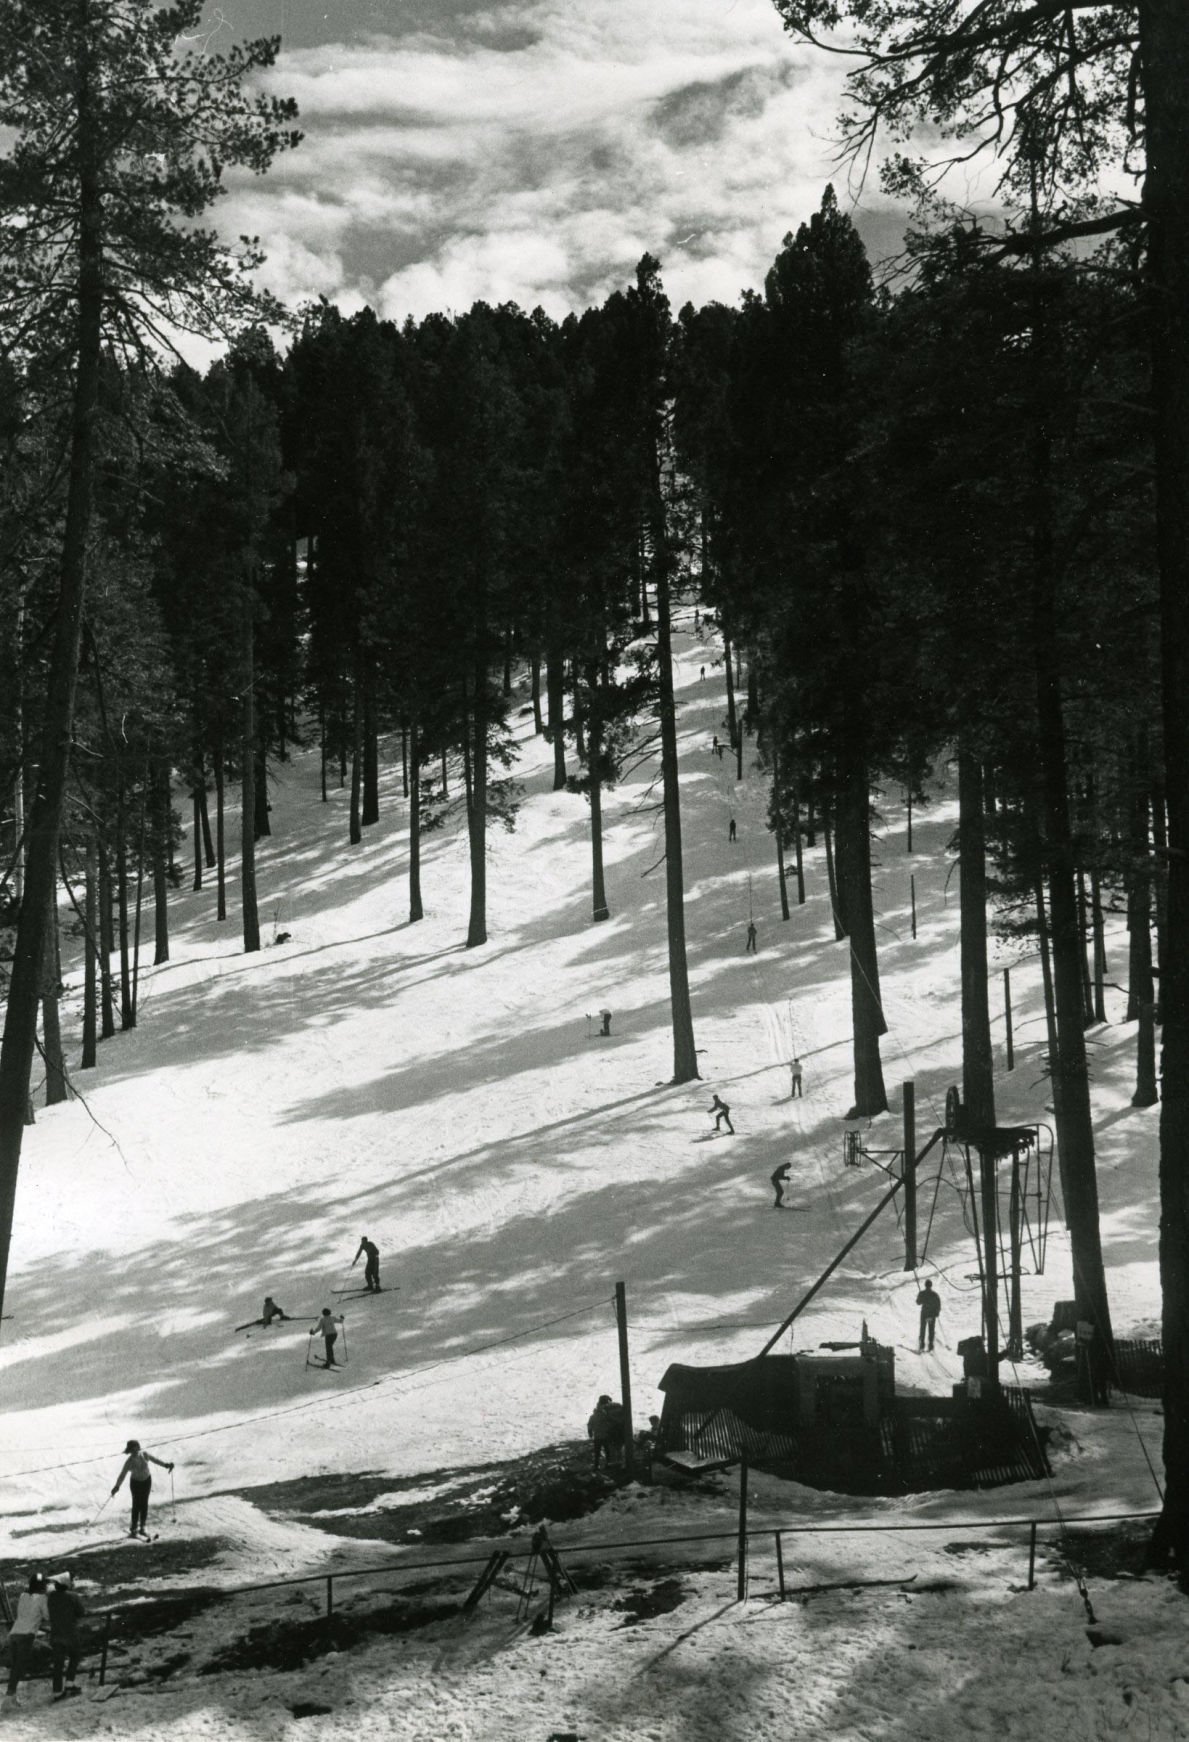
[86,1493,112,1528]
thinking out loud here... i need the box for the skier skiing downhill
[353,1235,381,1293]
[111,1440,173,1538]
[709,1094,734,1135]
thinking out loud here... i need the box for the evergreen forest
[3,0,1189,1577]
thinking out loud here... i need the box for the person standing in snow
[587,1395,625,1471]
[111,1440,173,1538]
[709,1094,734,1135]
[771,1161,791,1209]
[728,816,737,842]
[4,1572,47,1708]
[46,1572,85,1702]
[312,1307,343,1366]
[352,1236,381,1293]
[745,921,757,953]
[917,1280,941,1352]
[790,1057,803,1098]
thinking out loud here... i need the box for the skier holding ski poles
[311,1307,344,1367]
[111,1440,174,1539]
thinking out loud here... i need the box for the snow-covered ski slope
[0,612,1164,1544]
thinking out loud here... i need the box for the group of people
[235,1235,385,1368]
[586,1395,662,1477]
[4,1570,86,1710]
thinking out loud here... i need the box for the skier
[3,1572,47,1709]
[728,816,737,842]
[791,1057,803,1098]
[261,1296,291,1326]
[771,1160,791,1209]
[712,734,719,754]
[917,1280,941,1352]
[311,1307,344,1366]
[709,1094,734,1135]
[111,1440,174,1539]
[47,1572,86,1702]
[353,1235,381,1293]
[745,920,757,953]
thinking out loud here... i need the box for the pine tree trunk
[254,743,269,841]
[81,842,97,1070]
[1151,773,1169,1005]
[408,715,423,924]
[319,701,328,804]
[466,663,488,949]
[241,596,260,954]
[722,619,739,755]
[214,730,226,924]
[0,48,102,1319]
[531,651,543,733]
[349,652,363,847]
[152,765,169,966]
[1032,453,1114,1398]
[1076,869,1095,1027]
[793,789,805,906]
[573,685,586,762]
[502,626,513,697]
[824,813,844,941]
[655,515,697,1082]
[98,840,115,1041]
[772,738,790,921]
[362,669,379,826]
[834,757,888,1116]
[958,743,996,1127]
[41,887,68,1107]
[1141,0,1189,1567]
[131,792,146,1026]
[400,716,408,799]
[192,783,203,892]
[116,790,133,1031]
[1128,745,1158,1106]
[546,618,567,791]
[1090,867,1108,1024]
[589,700,610,923]
[200,779,216,867]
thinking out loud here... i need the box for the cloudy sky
[204,0,912,325]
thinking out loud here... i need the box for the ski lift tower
[943,1087,1053,1385]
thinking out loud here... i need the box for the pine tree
[0,0,298,1327]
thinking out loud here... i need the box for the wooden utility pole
[1007,1143,1024,1360]
[902,1081,917,1270]
[736,1452,749,1601]
[979,1142,1001,1395]
[615,1280,634,1478]
[1003,969,1015,1071]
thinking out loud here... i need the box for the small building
[658,1335,1047,1495]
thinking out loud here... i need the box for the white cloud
[217,0,891,325]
